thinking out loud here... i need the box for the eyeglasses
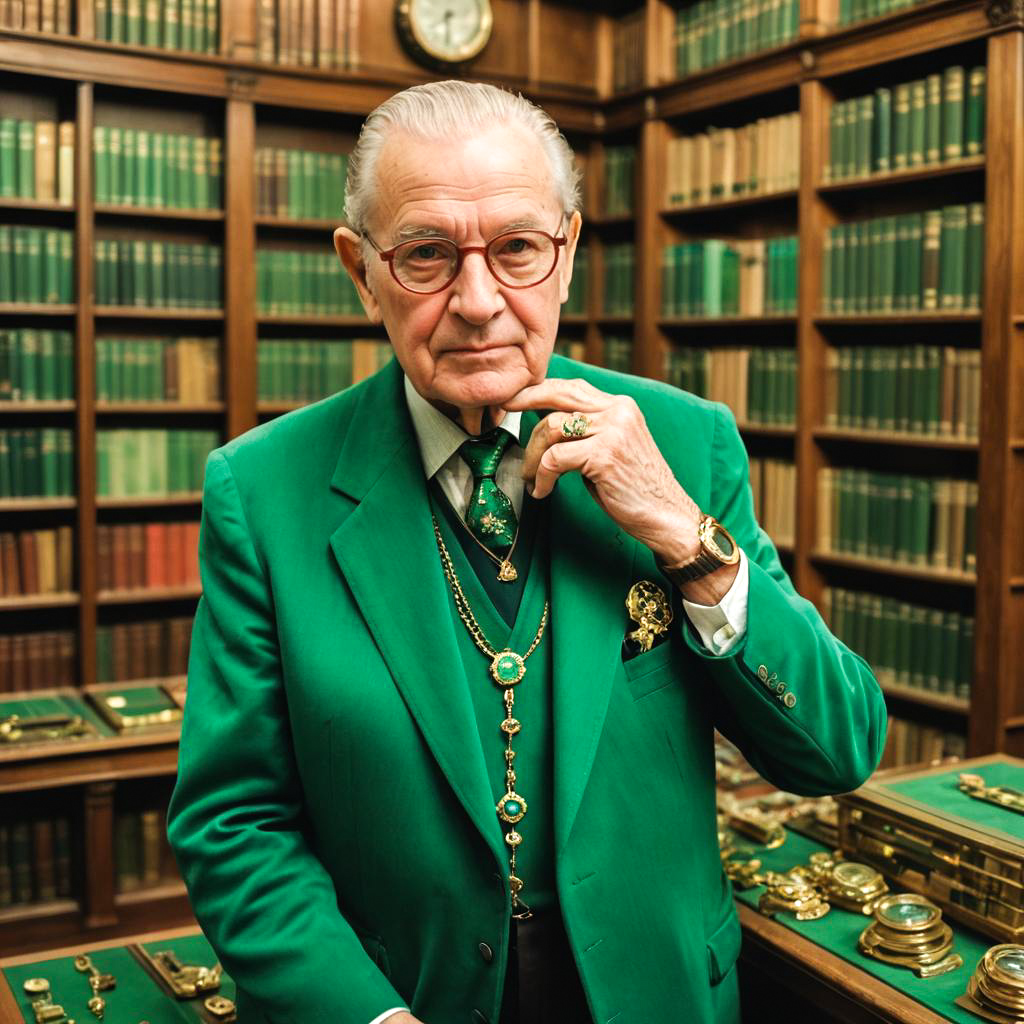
[362,223,568,295]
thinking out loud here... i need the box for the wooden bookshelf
[0,0,1021,960]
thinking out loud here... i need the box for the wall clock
[395,0,494,68]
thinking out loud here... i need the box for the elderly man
[167,81,885,1024]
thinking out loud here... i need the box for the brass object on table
[956,943,1024,1024]
[134,945,222,999]
[73,954,115,1020]
[722,845,765,890]
[809,853,890,914]
[203,994,238,1021]
[858,893,963,978]
[23,979,50,996]
[959,773,1024,816]
[28,991,73,1024]
[0,713,96,744]
[758,871,830,921]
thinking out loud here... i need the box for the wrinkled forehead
[367,122,561,239]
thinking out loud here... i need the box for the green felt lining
[3,933,233,1024]
[0,694,116,741]
[880,762,1024,846]
[731,829,993,1023]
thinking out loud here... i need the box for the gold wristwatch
[660,514,741,585]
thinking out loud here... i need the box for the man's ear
[334,226,383,323]
[558,210,583,306]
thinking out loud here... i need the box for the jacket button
[472,1011,489,1024]
[478,941,494,963]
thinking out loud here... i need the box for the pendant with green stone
[490,650,526,686]
[497,791,527,824]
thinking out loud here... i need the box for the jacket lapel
[327,361,505,867]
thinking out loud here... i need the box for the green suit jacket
[167,354,886,1024]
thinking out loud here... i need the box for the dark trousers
[499,908,593,1024]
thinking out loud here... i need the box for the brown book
[168,615,192,674]
[930,479,950,569]
[257,0,276,61]
[10,634,28,691]
[126,621,147,679]
[97,524,113,591]
[165,337,179,401]
[56,524,73,591]
[0,825,12,906]
[35,528,57,593]
[17,530,39,594]
[56,0,68,32]
[23,0,38,29]
[111,523,131,591]
[948,479,968,572]
[140,809,162,886]
[58,629,75,685]
[143,618,162,676]
[112,622,130,681]
[318,0,333,67]
[26,631,46,689]
[127,522,146,589]
[146,521,166,588]
[114,812,141,892]
[56,121,73,203]
[53,817,72,896]
[34,120,56,200]
[939,346,956,437]
[2,533,20,595]
[39,0,54,31]
[274,148,288,216]
[32,819,56,901]
[300,0,314,66]
[0,635,11,693]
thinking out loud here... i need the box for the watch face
[710,526,734,558]
[402,0,492,64]
[994,947,1024,980]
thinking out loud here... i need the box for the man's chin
[433,365,538,410]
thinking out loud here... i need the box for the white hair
[344,80,582,235]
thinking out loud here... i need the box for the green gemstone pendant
[491,651,526,686]
[497,791,527,824]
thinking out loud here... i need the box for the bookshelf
[0,0,1020,959]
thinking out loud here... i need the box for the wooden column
[82,780,117,928]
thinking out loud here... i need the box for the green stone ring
[561,412,590,438]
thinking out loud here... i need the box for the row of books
[826,66,985,182]
[114,807,179,893]
[839,0,933,28]
[0,819,73,908]
[0,1,71,33]
[817,468,978,573]
[822,205,984,315]
[0,226,75,304]
[824,345,981,439]
[823,585,973,700]
[563,247,588,316]
[96,428,217,498]
[0,119,74,202]
[256,248,361,316]
[256,0,360,71]
[254,147,347,221]
[0,330,74,401]
[602,243,635,317]
[749,456,795,549]
[96,616,192,682]
[94,0,220,54]
[674,0,799,78]
[98,521,200,592]
[612,9,645,93]
[0,631,76,691]
[0,428,74,498]
[257,338,391,402]
[664,112,800,208]
[877,716,965,770]
[602,336,633,375]
[669,347,797,426]
[661,237,798,317]
[0,527,74,596]
[94,127,223,210]
[600,146,635,217]
[94,239,222,309]
[96,337,220,403]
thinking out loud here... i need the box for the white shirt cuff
[681,548,749,655]
[368,1009,407,1024]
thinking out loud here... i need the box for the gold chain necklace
[432,514,548,920]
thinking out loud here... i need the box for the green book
[924,73,942,165]
[19,329,38,401]
[25,228,43,304]
[151,131,166,208]
[42,230,60,304]
[58,428,73,495]
[165,0,181,50]
[879,216,896,313]
[137,129,152,206]
[856,219,870,313]
[39,330,57,400]
[957,617,974,700]
[965,66,986,157]
[126,0,142,44]
[94,125,110,204]
[108,126,123,206]
[16,120,35,199]
[879,347,898,431]
[209,137,223,208]
[132,239,149,307]
[892,82,911,171]
[938,611,960,695]
[40,427,59,496]
[909,79,926,167]
[287,149,303,220]
[867,218,883,312]
[942,65,965,161]
[965,202,984,311]
[855,94,873,178]
[907,213,923,311]
[0,118,15,198]
[0,225,12,304]
[144,0,162,46]
[194,136,209,210]
[921,208,942,311]
[873,87,892,174]
[939,205,964,311]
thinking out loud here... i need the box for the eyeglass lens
[391,231,558,292]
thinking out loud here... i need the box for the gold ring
[561,412,590,438]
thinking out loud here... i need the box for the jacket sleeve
[166,449,407,1024]
[678,403,888,795]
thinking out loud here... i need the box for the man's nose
[448,250,505,324]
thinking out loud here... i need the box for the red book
[166,522,185,586]
[185,520,201,585]
[145,522,166,589]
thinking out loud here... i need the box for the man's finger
[532,434,599,500]
[504,377,612,413]
[521,410,597,484]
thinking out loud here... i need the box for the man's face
[335,121,581,414]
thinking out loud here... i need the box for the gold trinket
[0,713,95,744]
[957,943,1024,1023]
[74,955,115,1020]
[758,871,830,921]
[133,947,222,999]
[959,774,1024,817]
[203,995,238,1022]
[858,894,963,977]
[497,560,518,582]
[23,979,50,996]
[625,581,673,653]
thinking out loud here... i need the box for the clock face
[398,0,493,65]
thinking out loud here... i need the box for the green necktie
[459,428,519,557]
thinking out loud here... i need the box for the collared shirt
[368,376,750,1024]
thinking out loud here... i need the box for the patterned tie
[459,428,519,557]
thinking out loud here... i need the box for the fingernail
[525,481,534,496]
